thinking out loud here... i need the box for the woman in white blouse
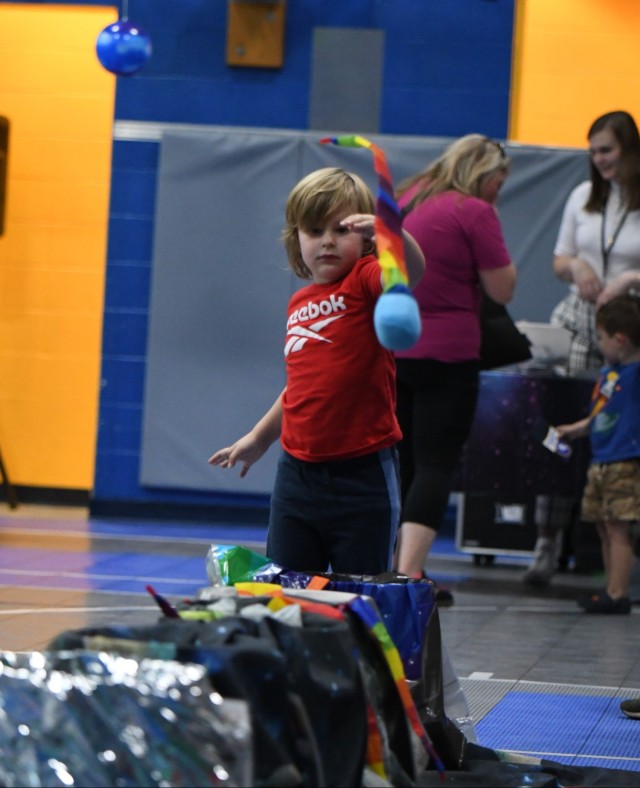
[524,111,640,588]
[552,110,640,373]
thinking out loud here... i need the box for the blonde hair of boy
[283,167,376,279]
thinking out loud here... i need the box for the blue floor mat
[477,691,640,771]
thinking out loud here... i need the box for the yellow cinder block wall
[0,4,115,489]
[511,0,640,148]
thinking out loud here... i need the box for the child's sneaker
[582,591,631,614]
[577,588,607,608]
[620,698,640,719]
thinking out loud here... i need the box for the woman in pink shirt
[393,135,516,603]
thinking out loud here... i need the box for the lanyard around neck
[601,197,629,277]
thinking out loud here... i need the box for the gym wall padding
[141,131,299,493]
[140,128,588,496]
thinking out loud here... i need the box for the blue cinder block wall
[84,0,516,518]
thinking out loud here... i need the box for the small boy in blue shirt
[557,294,640,614]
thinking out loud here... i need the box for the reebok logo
[285,294,347,355]
[287,294,346,328]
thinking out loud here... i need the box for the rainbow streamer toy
[348,595,445,777]
[320,135,421,351]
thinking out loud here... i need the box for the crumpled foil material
[0,649,252,787]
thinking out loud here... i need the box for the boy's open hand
[208,432,267,478]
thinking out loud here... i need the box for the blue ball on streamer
[374,284,421,351]
[96,20,152,76]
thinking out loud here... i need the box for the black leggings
[395,358,479,531]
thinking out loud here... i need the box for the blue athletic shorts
[266,447,401,575]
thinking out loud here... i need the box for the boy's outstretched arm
[209,390,284,478]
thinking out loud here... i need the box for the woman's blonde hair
[283,167,376,279]
[396,134,510,215]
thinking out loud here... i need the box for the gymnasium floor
[1,502,639,777]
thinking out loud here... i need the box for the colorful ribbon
[320,135,409,291]
[349,595,445,777]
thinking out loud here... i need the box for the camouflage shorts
[581,460,640,523]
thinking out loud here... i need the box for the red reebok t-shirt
[281,255,401,462]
